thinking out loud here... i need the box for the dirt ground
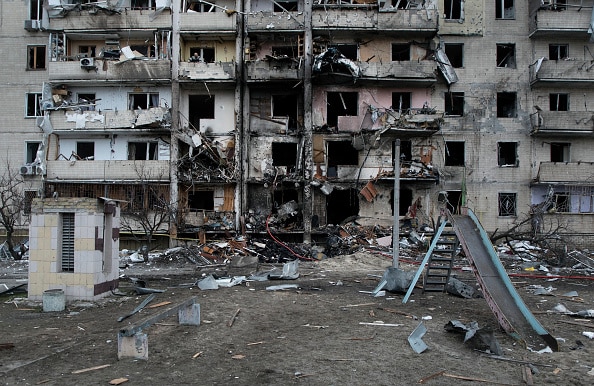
[1,250,593,386]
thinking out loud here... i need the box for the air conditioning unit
[24,20,40,31]
[20,165,35,176]
[80,57,95,69]
[35,165,46,176]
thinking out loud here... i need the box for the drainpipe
[302,0,313,244]
[392,139,400,268]
[235,0,245,233]
[170,0,181,245]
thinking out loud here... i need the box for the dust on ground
[0,250,593,385]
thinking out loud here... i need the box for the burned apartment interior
[12,0,594,251]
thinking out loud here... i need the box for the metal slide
[450,209,559,351]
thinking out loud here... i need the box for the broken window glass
[327,141,358,168]
[26,142,42,164]
[391,0,411,9]
[326,188,359,226]
[391,43,411,61]
[444,0,463,20]
[497,142,518,167]
[326,92,358,128]
[498,193,516,216]
[25,93,42,117]
[274,0,299,11]
[446,190,463,214]
[329,44,358,61]
[550,142,570,162]
[129,93,159,110]
[189,47,215,63]
[27,46,46,70]
[444,92,464,116]
[29,0,43,20]
[495,0,514,19]
[128,142,158,160]
[189,190,214,210]
[552,194,570,212]
[272,142,298,168]
[496,44,515,68]
[444,141,465,166]
[391,92,412,112]
[444,43,464,68]
[549,44,569,60]
[76,142,95,160]
[272,94,299,131]
[189,95,215,130]
[497,92,517,118]
[549,93,569,111]
[187,1,217,12]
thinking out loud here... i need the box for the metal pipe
[392,139,400,268]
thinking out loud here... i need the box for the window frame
[27,45,46,70]
[549,44,569,60]
[497,142,519,167]
[25,93,43,118]
[549,93,569,111]
[128,92,159,110]
[495,0,515,20]
[496,92,517,118]
[498,192,517,217]
[444,0,464,21]
[496,43,516,68]
[444,92,464,116]
[444,141,465,167]
[391,43,411,61]
[444,43,464,68]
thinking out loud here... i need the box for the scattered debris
[117,293,156,322]
[109,378,129,385]
[444,320,502,356]
[228,308,241,327]
[445,277,479,298]
[408,322,428,353]
[266,284,298,291]
[71,364,111,374]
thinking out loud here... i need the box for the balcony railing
[48,59,172,83]
[179,61,236,80]
[376,8,439,35]
[246,12,305,31]
[47,108,171,132]
[312,9,377,30]
[536,161,594,184]
[529,1,593,38]
[530,111,594,136]
[245,59,305,81]
[359,61,437,81]
[180,12,236,32]
[530,59,594,86]
[45,160,170,182]
[48,9,172,31]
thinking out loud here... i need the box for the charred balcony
[245,59,305,81]
[47,8,172,31]
[179,61,236,81]
[530,59,594,86]
[528,0,593,39]
[530,111,594,136]
[48,58,172,84]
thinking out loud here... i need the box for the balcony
[530,59,594,86]
[45,160,170,182]
[180,11,236,32]
[245,59,305,81]
[179,61,235,81]
[535,161,594,185]
[530,111,594,136]
[48,9,172,31]
[246,12,305,32]
[48,59,172,84]
[47,108,171,133]
[529,2,593,38]
[376,8,439,36]
[359,61,437,83]
[312,9,377,30]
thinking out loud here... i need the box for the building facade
[2,0,594,249]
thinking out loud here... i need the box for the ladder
[422,221,458,292]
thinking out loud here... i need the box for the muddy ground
[0,250,593,386]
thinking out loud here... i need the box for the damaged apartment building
[5,0,594,248]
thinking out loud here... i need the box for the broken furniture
[118,297,200,360]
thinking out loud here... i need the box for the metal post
[392,139,400,268]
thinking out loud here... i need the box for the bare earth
[1,252,593,386]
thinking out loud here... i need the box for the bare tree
[119,162,173,262]
[0,161,29,259]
